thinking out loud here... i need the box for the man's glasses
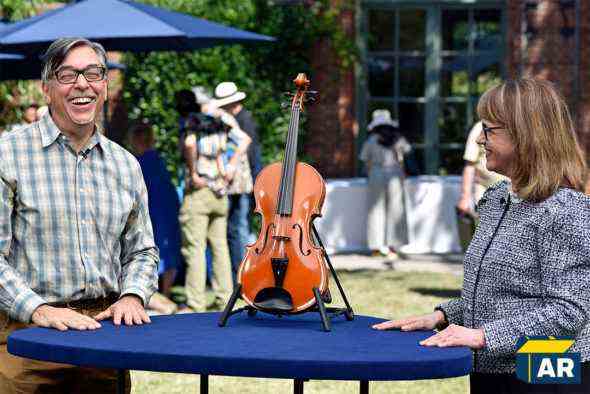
[54,65,106,84]
[481,122,503,141]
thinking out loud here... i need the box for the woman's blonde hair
[477,78,586,201]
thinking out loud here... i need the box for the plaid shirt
[0,113,159,323]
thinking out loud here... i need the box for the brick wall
[507,0,590,158]
[305,1,357,178]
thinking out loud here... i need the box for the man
[175,89,234,312]
[213,82,260,276]
[213,82,262,179]
[456,121,506,213]
[0,38,159,393]
[455,121,505,250]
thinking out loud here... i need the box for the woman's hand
[420,324,486,350]
[372,311,445,331]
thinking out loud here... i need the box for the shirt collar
[39,111,105,154]
[507,182,524,204]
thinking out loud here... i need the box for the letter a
[537,358,556,378]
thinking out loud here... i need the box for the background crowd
[0,87,501,316]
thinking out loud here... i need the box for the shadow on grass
[336,269,403,281]
[410,287,461,298]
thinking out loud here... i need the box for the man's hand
[419,324,486,349]
[456,194,472,214]
[94,295,151,326]
[372,311,445,331]
[31,305,101,331]
[190,172,208,189]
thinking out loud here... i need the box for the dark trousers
[227,193,251,279]
[470,362,590,394]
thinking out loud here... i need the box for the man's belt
[49,293,120,310]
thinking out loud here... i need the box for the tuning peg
[283,92,294,97]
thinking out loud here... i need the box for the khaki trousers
[0,306,130,394]
[180,187,233,312]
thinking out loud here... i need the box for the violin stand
[218,224,354,332]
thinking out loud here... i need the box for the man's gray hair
[41,37,107,83]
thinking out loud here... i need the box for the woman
[360,109,411,258]
[129,122,181,315]
[373,78,590,393]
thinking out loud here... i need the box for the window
[362,2,504,175]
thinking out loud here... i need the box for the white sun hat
[367,109,399,131]
[212,81,246,107]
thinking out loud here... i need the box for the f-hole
[255,223,275,254]
[292,223,311,256]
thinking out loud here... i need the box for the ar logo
[515,336,580,384]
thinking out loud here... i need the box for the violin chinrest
[253,287,294,312]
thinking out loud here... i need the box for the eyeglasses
[481,122,503,141]
[54,65,106,84]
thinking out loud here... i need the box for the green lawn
[131,269,469,393]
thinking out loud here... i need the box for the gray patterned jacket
[438,181,590,374]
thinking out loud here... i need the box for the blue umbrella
[0,21,125,80]
[0,0,275,56]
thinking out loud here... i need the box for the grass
[131,269,468,394]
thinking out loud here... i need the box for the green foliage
[123,0,357,184]
[0,0,53,130]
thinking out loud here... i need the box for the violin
[237,74,329,313]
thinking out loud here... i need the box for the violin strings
[285,106,300,214]
[278,103,299,215]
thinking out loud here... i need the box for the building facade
[307,0,590,177]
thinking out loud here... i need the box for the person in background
[213,81,262,179]
[175,89,234,312]
[212,82,257,277]
[455,121,506,250]
[359,109,411,259]
[22,103,39,124]
[0,37,158,393]
[457,121,506,213]
[129,122,181,315]
[3,103,40,134]
[374,78,590,394]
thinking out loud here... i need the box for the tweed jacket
[438,181,590,374]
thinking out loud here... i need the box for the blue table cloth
[8,313,472,381]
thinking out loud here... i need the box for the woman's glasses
[481,122,503,141]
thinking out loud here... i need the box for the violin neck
[277,106,301,216]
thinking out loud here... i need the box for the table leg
[294,379,304,394]
[360,380,369,394]
[117,369,126,394]
[201,374,209,394]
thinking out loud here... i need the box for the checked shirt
[0,113,158,323]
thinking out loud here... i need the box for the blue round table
[8,312,472,393]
